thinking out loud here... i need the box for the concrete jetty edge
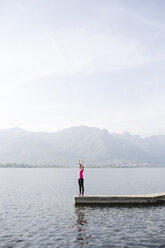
[74,193,165,206]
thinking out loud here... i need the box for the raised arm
[78,160,81,168]
[82,160,84,170]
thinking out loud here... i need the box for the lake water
[1,168,165,248]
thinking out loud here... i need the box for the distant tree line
[0,163,62,168]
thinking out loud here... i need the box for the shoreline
[0,165,165,169]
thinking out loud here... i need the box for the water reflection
[73,207,91,246]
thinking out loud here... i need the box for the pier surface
[74,193,165,206]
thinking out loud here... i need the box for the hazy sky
[1,0,165,137]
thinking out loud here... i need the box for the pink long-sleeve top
[78,168,84,179]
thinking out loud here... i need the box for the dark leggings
[78,178,84,195]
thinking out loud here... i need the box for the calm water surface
[0,168,165,248]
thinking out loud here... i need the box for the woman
[78,160,84,196]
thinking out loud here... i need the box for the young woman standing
[78,160,84,196]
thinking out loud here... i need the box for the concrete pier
[74,193,165,206]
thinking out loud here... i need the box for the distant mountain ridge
[0,126,165,167]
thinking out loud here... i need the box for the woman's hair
[79,160,84,169]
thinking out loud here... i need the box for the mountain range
[0,126,165,167]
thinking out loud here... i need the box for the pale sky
[0,0,165,137]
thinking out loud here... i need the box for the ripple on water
[1,168,165,247]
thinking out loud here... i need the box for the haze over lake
[1,126,165,167]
